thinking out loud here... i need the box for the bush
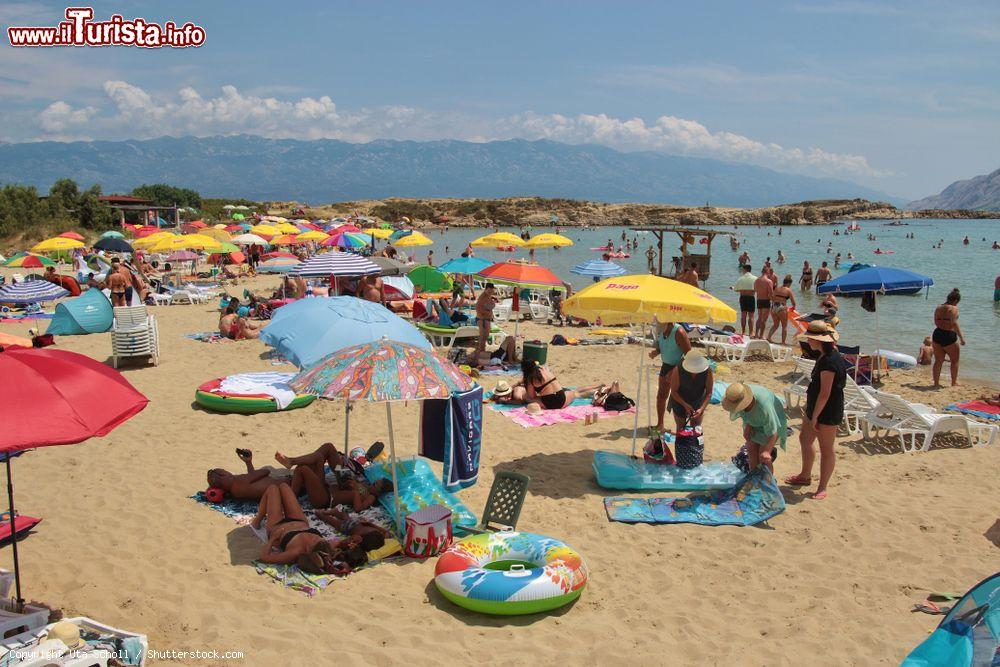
[132,183,201,209]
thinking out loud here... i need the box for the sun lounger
[111,306,159,367]
[842,375,879,435]
[703,337,791,363]
[862,390,998,452]
[416,321,505,350]
[781,356,816,409]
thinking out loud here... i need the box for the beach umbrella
[477,261,564,290]
[258,257,302,274]
[262,251,299,261]
[166,250,199,262]
[407,265,452,293]
[323,231,369,249]
[100,230,125,239]
[393,231,432,247]
[563,274,737,455]
[296,230,329,242]
[222,204,236,210]
[31,237,84,253]
[58,231,85,241]
[290,339,473,531]
[201,228,232,242]
[235,205,250,211]
[571,259,626,279]
[362,227,393,239]
[225,224,248,233]
[93,237,135,254]
[270,234,303,246]
[275,222,300,235]
[232,213,246,221]
[232,233,269,246]
[0,279,69,304]
[208,251,246,265]
[186,220,206,228]
[524,233,573,249]
[369,256,409,276]
[818,266,933,375]
[0,346,148,610]
[470,232,526,248]
[389,229,412,241]
[438,256,493,275]
[382,276,415,301]
[4,254,55,269]
[250,224,279,237]
[179,234,223,251]
[293,252,380,278]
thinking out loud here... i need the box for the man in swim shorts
[753,271,774,339]
[815,262,832,290]
[105,258,129,307]
[732,265,757,336]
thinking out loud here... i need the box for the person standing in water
[768,275,797,344]
[799,261,813,291]
[931,288,965,387]
[753,271,774,339]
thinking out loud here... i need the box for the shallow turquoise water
[416,219,1000,379]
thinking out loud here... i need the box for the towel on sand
[946,400,1000,421]
[218,372,297,409]
[486,394,635,428]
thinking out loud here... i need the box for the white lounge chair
[493,299,513,322]
[111,305,159,367]
[782,357,816,409]
[416,321,505,351]
[841,376,879,435]
[862,390,998,453]
[703,337,792,363]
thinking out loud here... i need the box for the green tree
[0,184,47,236]
[132,183,201,209]
[48,178,80,214]
[75,189,115,229]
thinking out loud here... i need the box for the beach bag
[404,504,453,558]
[674,423,704,469]
[603,392,635,412]
[643,435,675,465]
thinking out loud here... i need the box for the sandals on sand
[783,474,812,486]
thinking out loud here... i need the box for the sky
[1,0,999,199]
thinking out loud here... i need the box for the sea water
[410,219,1000,380]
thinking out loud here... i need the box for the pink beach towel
[492,402,636,428]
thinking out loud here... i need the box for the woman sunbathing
[219,303,261,339]
[251,483,366,574]
[314,507,391,552]
[520,359,606,410]
[275,442,393,511]
[490,380,528,405]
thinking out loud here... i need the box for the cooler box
[522,340,548,365]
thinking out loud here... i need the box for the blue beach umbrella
[571,259,627,281]
[438,256,492,275]
[0,279,69,304]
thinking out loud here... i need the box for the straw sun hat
[721,382,754,415]
[797,320,840,344]
[493,381,513,398]
[680,350,710,375]
[44,621,85,650]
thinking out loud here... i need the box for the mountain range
[0,135,898,208]
[906,167,1000,211]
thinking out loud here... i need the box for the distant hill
[907,167,1000,211]
[0,135,899,208]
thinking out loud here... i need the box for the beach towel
[184,331,225,343]
[419,386,483,491]
[477,363,520,376]
[603,467,785,526]
[218,372,297,409]
[946,400,1000,421]
[191,482,400,595]
[485,394,636,428]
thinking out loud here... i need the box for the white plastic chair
[862,390,998,452]
[493,299,513,322]
[841,376,879,435]
[111,306,159,367]
[781,357,816,409]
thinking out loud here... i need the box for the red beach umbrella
[477,261,564,289]
[58,232,85,241]
[0,346,148,609]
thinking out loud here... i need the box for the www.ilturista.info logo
[7,7,205,48]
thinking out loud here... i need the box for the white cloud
[34,81,888,179]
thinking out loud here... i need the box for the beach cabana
[45,289,113,336]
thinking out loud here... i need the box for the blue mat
[364,456,477,528]
[593,449,743,491]
[604,467,785,526]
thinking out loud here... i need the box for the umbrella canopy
[382,276,415,301]
[389,229,412,241]
[323,231,369,248]
[100,230,125,239]
[31,237,84,253]
[524,233,573,248]
[93,237,135,254]
[274,222,301,234]
[132,232,175,248]
[296,230,329,242]
[166,250,199,262]
[225,224,250,233]
[208,251,246,264]
[362,227,394,239]
[0,279,69,304]
[180,234,223,250]
[258,257,302,273]
[4,254,55,269]
[222,204,236,210]
[201,228,233,242]
[250,224,279,237]
[58,231,85,241]
[407,265,453,292]
[393,231,433,247]
[470,232,526,248]
[369,256,409,276]
[335,224,361,233]
[262,251,299,260]
[571,259,626,278]
[232,233,269,246]
[186,220,207,228]
[438,256,493,275]
[817,266,933,295]
[232,213,246,221]
[270,234,303,246]
[564,274,735,325]
[478,261,564,290]
[293,252,380,277]
[261,296,431,368]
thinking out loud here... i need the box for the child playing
[917,336,933,365]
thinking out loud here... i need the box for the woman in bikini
[274,443,393,511]
[218,303,261,339]
[799,261,813,291]
[520,359,606,410]
[931,288,965,387]
[250,483,366,574]
[767,275,797,344]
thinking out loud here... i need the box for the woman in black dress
[785,321,846,500]
[666,351,714,433]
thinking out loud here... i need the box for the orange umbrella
[270,234,302,246]
[477,261,564,290]
[58,232,85,241]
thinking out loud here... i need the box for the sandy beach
[1,270,996,666]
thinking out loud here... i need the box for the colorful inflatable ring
[434,531,588,615]
[194,378,316,414]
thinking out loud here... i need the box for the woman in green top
[721,382,787,472]
[648,321,691,433]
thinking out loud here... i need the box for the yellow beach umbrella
[31,237,84,253]
[213,223,228,229]
[201,228,232,242]
[524,233,573,249]
[132,232,174,248]
[393,231,433,247]
[563,274,736,456]
[250,224,279,237]
[269,234,301,246]
[296,230,329,242]
[180,234,223,250]
[146,235,191,253]
[275,222,300,234]
[470,232,526,248]
[362,227,393,239]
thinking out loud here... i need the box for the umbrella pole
[5,457,23,613]
[631,324,646,458]
[343,400,351,453]
[385,403,402,535]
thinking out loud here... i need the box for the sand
[1,272,997,666]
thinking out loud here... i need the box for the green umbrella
[100,230,125,239]
[407,265,453,293]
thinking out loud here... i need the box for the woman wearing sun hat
[667,350,714,433]
[785,320,847,499]
[721,381,787,473]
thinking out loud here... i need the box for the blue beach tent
[902,572,999,667]
[46,289,113,335]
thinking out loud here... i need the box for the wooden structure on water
[629,226,731,283]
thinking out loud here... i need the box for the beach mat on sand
[593,449,742,491]
[485,394,636,428]
[946,400,1000,421]
[603,468,785,526]
[191,484,401,596]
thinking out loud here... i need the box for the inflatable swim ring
[194,377,316,414]
[875,349,917,370]
[434,531,588,615]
